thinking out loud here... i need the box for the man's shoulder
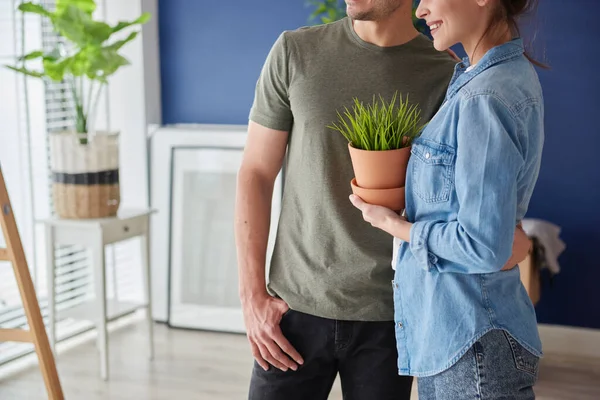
[410,36,457,72]
[281,18,347,48]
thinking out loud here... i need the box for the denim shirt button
[397,322,403,328]
[425,152,431,159]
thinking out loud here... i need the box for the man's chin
[348,11,376,21]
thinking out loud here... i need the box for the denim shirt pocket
[411,139,456,203]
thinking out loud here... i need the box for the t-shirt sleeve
[249,32,293,132]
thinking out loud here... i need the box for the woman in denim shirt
[350,0,545,398]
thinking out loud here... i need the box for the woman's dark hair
[476,0,548,69]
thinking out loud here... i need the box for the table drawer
[102,216,148,244]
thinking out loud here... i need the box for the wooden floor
[0,322,598,399]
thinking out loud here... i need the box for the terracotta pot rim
[350,178,404,193]
[350,178,405,211]
[348,142,411,153]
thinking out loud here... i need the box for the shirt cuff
[409,221,439,271]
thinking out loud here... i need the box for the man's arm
[236,121,286,306]
[235,121,303,372]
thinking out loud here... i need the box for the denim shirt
[394,39,544,377]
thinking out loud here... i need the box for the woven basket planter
[49,131,120,219]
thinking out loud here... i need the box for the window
[0,0,143,366]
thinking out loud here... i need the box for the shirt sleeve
[249,32,293,132]
[410,94,525,274]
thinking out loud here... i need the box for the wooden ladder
[0,165,64,399]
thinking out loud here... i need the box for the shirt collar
[446,38,525,100]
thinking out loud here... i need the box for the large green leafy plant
[328,92,424,151]
[308,0,428,34]
[5,0,150,143]
[307,0,346,24]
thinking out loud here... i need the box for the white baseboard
[539,323,600,359]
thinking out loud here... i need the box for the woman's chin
[432,39,448,52]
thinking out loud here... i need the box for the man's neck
[352,7,419,48]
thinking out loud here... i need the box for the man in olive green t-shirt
[235,1,454,399]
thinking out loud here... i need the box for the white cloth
[392,236,401,270]
[521,218,565,275]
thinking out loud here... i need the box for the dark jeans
[248,309,413,400]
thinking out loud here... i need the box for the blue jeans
[418,329,539,400]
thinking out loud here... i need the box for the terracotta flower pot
[351,178,405,211]
[348,143,411,190]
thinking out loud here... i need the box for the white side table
[41,209,155,381]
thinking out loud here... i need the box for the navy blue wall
[158,0,308,124]
[523,0,600,329]
[159,0,600,329]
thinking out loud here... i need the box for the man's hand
[501,224,531,271]
[242,294,304,372]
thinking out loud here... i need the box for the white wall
[97,0,157,311]
[99,0,152,209]
[103,0,166,319]
[141,0,162,126]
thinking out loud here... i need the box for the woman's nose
[415,1,429,19]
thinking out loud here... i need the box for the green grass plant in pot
[5,0,150,219]
[328,92,424,210]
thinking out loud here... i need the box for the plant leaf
[44,48,62,62]
[84,19,113,45]
[18,50,44,61]
[4,65,44,78]
[43,57,72,81]
[307,0,346,24]
[88,48,130,79]
[53,5,90,45]
[69,50,90,76]
[54,5,112,46]
[56,0,96,14]
[18,2,51,17]
[328,91,423,150]
[314,4,327,15]
[111,12,151,34]
[106,31,138,51]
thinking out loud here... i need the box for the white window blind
[0,0,44,364]
[0,0,144,367]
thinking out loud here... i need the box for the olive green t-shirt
[249,17,455,321]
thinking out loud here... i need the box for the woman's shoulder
[460,56,543,116]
